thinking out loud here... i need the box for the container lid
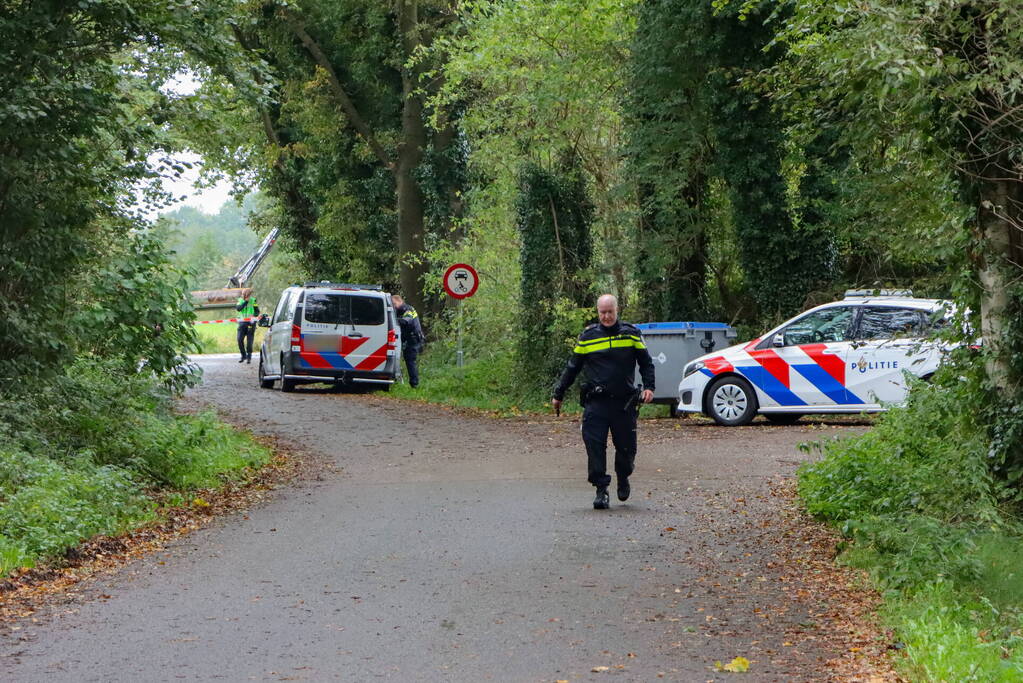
[635,321,732,331]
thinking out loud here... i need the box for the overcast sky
[148,71,240,218]
[157,152,236,215]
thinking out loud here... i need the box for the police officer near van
[236,290,259,364]
[552,294,655,509]
[391,294,424,388]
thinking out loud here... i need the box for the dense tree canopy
[0,0,254,386]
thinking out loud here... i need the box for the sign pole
[456,298,464,368]
[442,263,478,370]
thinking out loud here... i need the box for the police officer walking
[552,294,655,509]
[235,290,259,364]
[391,294,424,388]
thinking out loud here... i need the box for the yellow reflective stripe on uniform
[574,340,610,354]
[573,334,645,354]
[575,336,608,347]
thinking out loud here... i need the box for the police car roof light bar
[303,281,383,291]
[844,289,914,299]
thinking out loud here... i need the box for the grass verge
[0,357,271,576]
[798,375,1023,680]
[388,347,563,415]
[194,322,267,355]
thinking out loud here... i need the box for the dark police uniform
[553,320,655,493]
[395,303,424,387]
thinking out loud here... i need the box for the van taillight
[291,323,302,351]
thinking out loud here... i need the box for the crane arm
[229,227,279,288]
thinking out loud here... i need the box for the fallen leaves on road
[714,656,751,673]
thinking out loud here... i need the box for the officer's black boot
[593,486,610,510]
[617,476,630,502]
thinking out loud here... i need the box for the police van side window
[272,292,291,325]
[780,307,855,346]
[855,306,925,340]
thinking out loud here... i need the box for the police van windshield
[304,294,384,326]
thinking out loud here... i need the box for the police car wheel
[706,376,757,426]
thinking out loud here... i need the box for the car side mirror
[257,314,270,328]
[772,333,785,347]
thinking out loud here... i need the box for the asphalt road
[0,355,870,682]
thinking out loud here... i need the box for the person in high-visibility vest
[236,291,260,364]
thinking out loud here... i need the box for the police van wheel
[706,376,757,426]
[258,359,274,389]
[278,355,296,392]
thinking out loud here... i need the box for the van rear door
[346,295,389,371]
[300,293,389,372]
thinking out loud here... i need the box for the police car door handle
[347,332,363,338]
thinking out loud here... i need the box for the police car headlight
[683,361,705,378]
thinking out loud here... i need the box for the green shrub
[798,370,1023,679]
[391,346,569,415]
[2,356,269,488]
[798,376,1003,589]
[0,356,270,574]
[0,448,153,574]
[893,579,1023,682]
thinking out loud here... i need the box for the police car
[676,291,952,425]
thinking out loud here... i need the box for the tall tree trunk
[976,175,1023,392]
[397,0,428,308]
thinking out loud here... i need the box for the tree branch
[282,8,394,173]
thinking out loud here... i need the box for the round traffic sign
[443,263,479,299]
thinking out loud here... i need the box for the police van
[676,291,953,425]
[257,282,401,392]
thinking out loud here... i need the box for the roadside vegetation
[800,359,1023,680]
[0,357,269,577]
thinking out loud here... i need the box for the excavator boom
[190,228,279,310]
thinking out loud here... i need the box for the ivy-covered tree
[627,0,839,321]
[517,157,594,388]
[627,0,715,321]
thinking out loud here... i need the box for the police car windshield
[304,294,384,326]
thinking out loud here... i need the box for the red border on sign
[443,263,479,299]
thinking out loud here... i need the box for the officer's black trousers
[581,396,637,488]
[402,344,420,387]
[237,322,255,359]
